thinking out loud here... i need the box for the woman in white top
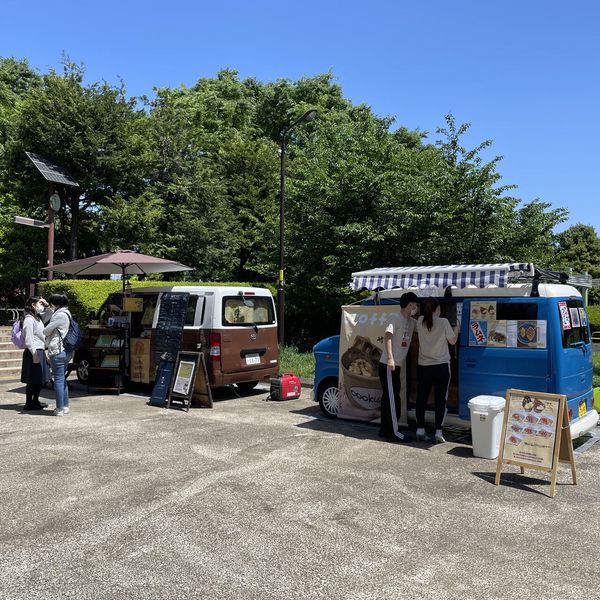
[377,291,419,443]
[415,298,459,443]
[20,296,51,410]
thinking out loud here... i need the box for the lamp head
[299,108,317,123]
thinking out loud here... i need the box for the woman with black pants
[415,298,459,443]
[20,296,51,411]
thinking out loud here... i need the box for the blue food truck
[313,263,598,438]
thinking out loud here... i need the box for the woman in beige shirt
[415,298,459,443]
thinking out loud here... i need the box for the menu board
[470,301,497,320]
[469,319,547,348]
[501,390,559,469]
[495,388,576,498]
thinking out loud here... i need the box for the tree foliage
[0,58,582,345]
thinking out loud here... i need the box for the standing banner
[338,305,406,422]
[495,389,576,498]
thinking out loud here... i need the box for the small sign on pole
[495,388,576,497]
[14,215,49,228]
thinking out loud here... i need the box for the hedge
[38,280,276,324]
[586,305,600,333]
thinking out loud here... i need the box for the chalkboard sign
[167,351,201,411]
[153,292,189,370]
[495,388,576,498]
[149,358,176,407]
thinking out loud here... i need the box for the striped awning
[350,263,534,291]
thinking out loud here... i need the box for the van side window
[223,296,275,326]
[185,295,200,326]
[559,300,589,347]
[495,302,538,321]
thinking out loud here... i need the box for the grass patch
[280,345,315,379]
[594,353,600,388]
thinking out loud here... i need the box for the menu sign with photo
[468,319,547,349]
[495,389,576,498]
[517,320,547,349]
[501,390,559,469]
[470,301,497,321]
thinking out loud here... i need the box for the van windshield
[222,296,275,326]
[559,299,589,347]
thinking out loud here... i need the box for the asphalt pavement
[1,378,599,600]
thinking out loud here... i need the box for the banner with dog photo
[338,305,404,421]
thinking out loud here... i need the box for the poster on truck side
[338,305,404,421]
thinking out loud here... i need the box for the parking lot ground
[1,378,599,600]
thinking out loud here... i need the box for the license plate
[578,401,587,419]
[245,354,260,366]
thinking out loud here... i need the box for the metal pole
[47,183,55,281]
[278,130,287,346]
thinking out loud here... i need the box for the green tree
[555,224,600,303]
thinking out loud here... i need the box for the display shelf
[86,325,128,394]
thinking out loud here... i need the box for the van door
[458,299,549,419]
[218,294,278,375]
[181,294,204,354]
[550,298,593,418]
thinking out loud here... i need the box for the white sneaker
[53,408,64,416]
[63,407,70,415]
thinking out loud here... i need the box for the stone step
[0,358,21,369]
[0,349,22,360]
[0,366,21,378]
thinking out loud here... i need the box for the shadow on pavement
[291,405,474,449]
[472,470,551,496]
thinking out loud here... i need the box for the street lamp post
[278,108,317,346]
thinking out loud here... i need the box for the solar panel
[25,152,79,187]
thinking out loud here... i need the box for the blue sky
[2,0,598,232]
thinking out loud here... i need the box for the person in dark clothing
[20,296,51,411]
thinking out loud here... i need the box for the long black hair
[422,298,439,332]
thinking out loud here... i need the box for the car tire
[318,380,339,418]
[76,355,93,383]
[236,380,259,394]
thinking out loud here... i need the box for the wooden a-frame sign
[495,388,576,498]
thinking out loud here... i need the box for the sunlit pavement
[1,378,599,600]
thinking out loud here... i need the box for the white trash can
[468,395,506,459]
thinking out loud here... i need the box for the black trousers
[378,362,401,437]
[416,363,451,430]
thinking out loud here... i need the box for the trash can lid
[468,395,506,411]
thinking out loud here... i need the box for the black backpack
[59,315,83,353]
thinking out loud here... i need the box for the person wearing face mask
[20,296,51,411]
[43,293,73,416]
[415,297,459,443]
[377,291,419,443]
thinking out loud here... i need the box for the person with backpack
[43,293,75,416]
[19,296,51,411]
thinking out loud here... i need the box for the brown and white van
[74,285,279,391]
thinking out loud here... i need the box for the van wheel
[236,381,259,394]
[318,381,339,418]
[76,356,93,383]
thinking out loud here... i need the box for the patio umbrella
[44,250,194,293]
